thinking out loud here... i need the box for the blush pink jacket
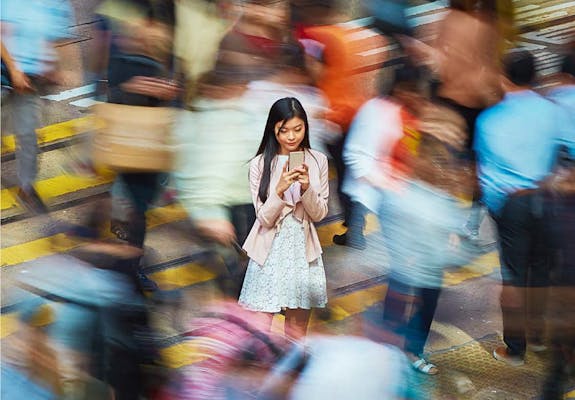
[242,149,329,266]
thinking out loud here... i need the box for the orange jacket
[302,24,386,132]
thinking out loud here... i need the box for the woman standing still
[240,97,329,339]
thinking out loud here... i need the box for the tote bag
[93,103,175,172]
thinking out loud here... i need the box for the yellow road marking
[1,173,114,211]
[159,341,209,369]
[1,116,96,155]
[320,284,387,323]
[316,213,379,245]
[151,262,217,291]
[443,252,500,286]
[565,390,575,399]
[0,203,188,267]
[0,313,19,339]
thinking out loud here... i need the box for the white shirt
[342,97,403,213]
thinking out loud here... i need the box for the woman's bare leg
[285,308,311,339]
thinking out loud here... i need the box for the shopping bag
[93,103,175,172]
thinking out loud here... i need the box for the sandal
[412,358,439,375]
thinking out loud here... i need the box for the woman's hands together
[276,162,310,197]
[296,164,309,193]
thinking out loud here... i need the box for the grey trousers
[2,89,42,189]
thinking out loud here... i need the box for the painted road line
[41,84,96,102]
[151,262,218,291]
[516,2,575,20]
[316,213,378,245]
[0,203,188,267]
[443,251,500,286]
[410,10,449,27]
[141,215,379,290]
[1,173,114,212]
[405,0,448,17]
[2,203,497,292]
[1,164,334,217]
[70,98,103,108]
[0,313,19,339]
[144,213,494,292]
[321,284,387,323]
[1,116,96,156]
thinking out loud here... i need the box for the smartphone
[288,151,305,171]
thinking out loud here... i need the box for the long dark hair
[255,97,310,203]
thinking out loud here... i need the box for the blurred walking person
[293,0,386,247]
[1,0,75,213]
[365,63,482,375]
[239,97,329,339]
[474,50,572,365]
[95,0,178,248]
[537,52,575,399]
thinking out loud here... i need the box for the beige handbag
[93,103,175,172]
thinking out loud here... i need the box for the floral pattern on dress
[239,214,327,313]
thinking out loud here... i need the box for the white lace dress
[239,213,328,313]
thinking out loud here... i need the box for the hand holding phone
[277,161,301,197]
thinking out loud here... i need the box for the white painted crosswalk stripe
[69,98,102,108]
[41,84,96,102]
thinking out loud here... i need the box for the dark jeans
[383,279,442,357]
[203,204,256,299]
[120,172,162,248]
[347,201,368,244]
[494,190,550,356]
[541,191,575,399]
[327,135,352,226]
[231,204,256,246]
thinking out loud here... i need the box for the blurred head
[256,97,310,202]
[389,61,426,114]
[503,50,536,87]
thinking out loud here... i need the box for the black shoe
[333,233,347,246]
[333,233,367,250]
[16,187,48,214]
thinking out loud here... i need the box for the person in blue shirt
[539,51,575,400]
[546,51,575,152]
[1,0,75,213]
[474,50,571,366]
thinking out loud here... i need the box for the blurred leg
[404,287,441,357]
[327,135,351,227]
[285,308,311,339]
[120,172,162,248]
[382,279,411,331]
[11,91,41,190]
[495,194,534,357]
